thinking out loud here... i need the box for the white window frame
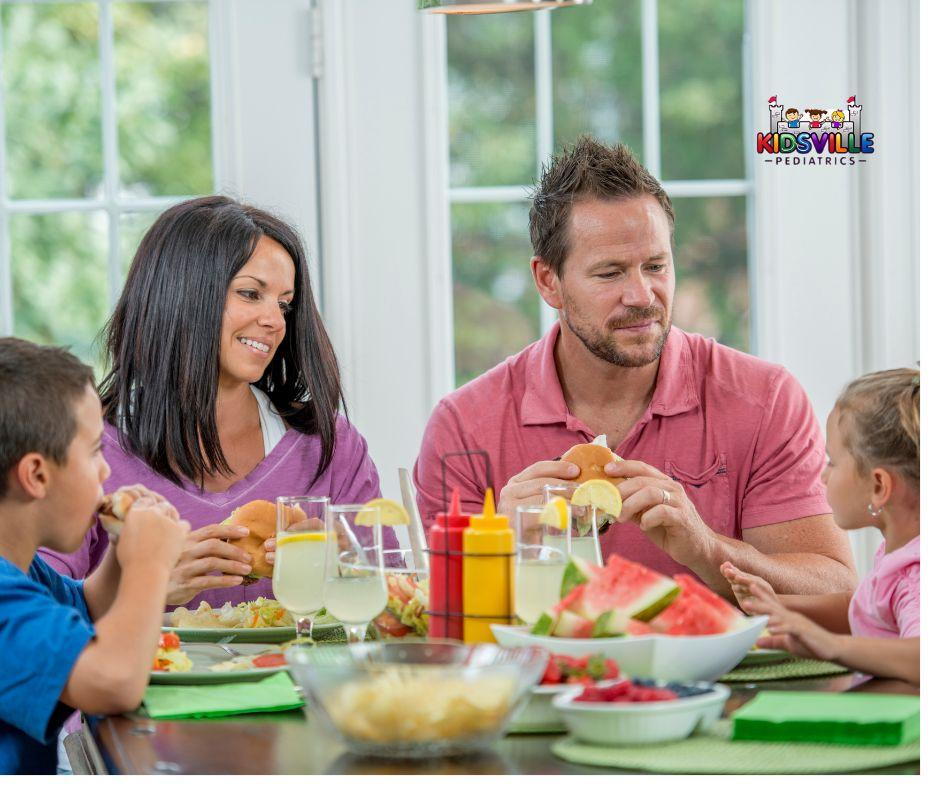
[0,0,322,335]
[425,0,752,400]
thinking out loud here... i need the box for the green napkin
[144,672,304,720]
[731,691,920,746]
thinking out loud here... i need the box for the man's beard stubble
[562,299,671,369]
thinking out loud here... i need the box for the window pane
[659,0,745,180]
[114,1,212,197]
[671,196,748,351]
[552,0,644,159]
[452,202,540,386]
[11,212,108,370]
[447,13,535,188]
[1,2,102,199]
[119,210,161,274]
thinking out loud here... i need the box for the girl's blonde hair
[836,368,919,489]
[831,109,846,121]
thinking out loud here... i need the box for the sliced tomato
[373,611,410,637]
[251,653,288,669]
[159,632,180,650]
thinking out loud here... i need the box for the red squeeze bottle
[428,489,471,640]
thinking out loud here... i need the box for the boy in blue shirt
[0,338,188,774]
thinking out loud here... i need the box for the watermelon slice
[574,555,680,624]
[649,573,747,635]
[559,555,602,597]
[530,584,586,635]
[553,609,594,638]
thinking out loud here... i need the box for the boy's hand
[166,523,254,605]
[115,497,189,573]
[744,595,843,663]
[720,561,778,610]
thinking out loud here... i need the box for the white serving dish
[491,615,768,683]
[552,680,730,746]
[511,684,571,731]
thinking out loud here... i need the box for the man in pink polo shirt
[414,136,856,596]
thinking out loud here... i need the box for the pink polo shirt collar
[520,322,700,437]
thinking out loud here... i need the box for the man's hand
[166,523,254,606]
[720,561,779,610]
[744,594,843,663]
[497,460,580,515]
[115,497,189,573]
[606,459,718,569]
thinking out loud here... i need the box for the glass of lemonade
[514,504,569,626]
[543,483,603,565]
[324,503,386,644]
[273,496,330,642]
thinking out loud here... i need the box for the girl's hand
[720,561,778,609]
[743,595,843,663]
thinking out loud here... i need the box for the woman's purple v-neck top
[39,415,385,609]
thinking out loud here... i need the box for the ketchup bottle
[428,489,470,640]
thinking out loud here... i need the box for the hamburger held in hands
[560,443,625,535]
[222,500,311,585]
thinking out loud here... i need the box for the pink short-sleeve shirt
[848,536,920,639]
[414,323,831,578]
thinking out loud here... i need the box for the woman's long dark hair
[99,196,345,487]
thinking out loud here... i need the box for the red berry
[603,659,619,679]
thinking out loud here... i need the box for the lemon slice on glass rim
[276,531,327,546]
[354,498,411,526]
[538,496,569,529]
[571,479,623,518]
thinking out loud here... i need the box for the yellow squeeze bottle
[461,489,515,643]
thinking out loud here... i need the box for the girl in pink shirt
[722,368,920,685]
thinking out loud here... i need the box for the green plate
[150,643,288,685]
[737,648,791,667]
[162,612,342,643]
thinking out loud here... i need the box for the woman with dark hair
[40,196,389,608]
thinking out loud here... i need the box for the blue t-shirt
[0,556,95,775]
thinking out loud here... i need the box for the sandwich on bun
[223,500,279,585]
[97,491,138,537]
[561,443,624,484]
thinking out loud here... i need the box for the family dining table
[69,672,919,775]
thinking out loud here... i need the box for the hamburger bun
[224,500,279,585]
[561,443,622,484]
[97,491,137,537]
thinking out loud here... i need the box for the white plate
[150,643,288,684]
[511,684,572,732]
[552,680,730,746]
[491,615,768,683]
[161,612,341,643]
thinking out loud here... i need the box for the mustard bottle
[462,488,515,643]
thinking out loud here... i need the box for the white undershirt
[250,385,288,455]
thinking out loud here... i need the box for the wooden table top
[85,673,919,775]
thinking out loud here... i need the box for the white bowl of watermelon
[492,556,767,683]
[552,678,730,746]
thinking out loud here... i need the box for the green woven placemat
[551,720,919,774]
[722,657,849,682]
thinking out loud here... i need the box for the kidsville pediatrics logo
[757,95,875,166]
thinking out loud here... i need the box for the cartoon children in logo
[785,108,801,128]
[805,109,826,129]
[829,109,845,129]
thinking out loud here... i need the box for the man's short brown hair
[529,135,675,276]
[0,338,96,497]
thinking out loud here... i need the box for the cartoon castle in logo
[767,95,862,135]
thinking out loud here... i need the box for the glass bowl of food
[286,640,548,758]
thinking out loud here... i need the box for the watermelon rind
[559,555,598,597]
[530,610,557,636]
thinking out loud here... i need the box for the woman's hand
[165,523,254,606]
[720,561,778,610]
[742,594,843,663]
